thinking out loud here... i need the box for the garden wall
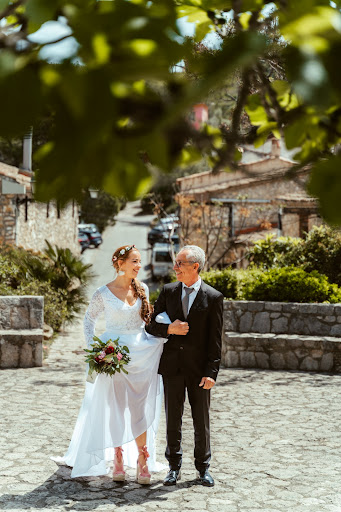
[0,296,44,368]
[223,301,341,372]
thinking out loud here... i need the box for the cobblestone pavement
[1,317,341,512]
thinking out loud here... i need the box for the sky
[28,10,231,61]
[29,3,279,62]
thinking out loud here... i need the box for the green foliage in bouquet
[84,336,131,377]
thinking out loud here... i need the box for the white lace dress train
[53,284,167,478]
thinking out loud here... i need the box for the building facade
[176,139,321,268]
[0,162,80,255]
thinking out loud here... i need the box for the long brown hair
[111,245,153,324]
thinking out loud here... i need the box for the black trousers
[162,374,211,472]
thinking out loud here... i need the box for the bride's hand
[167,320,189,336]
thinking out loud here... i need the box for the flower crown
[112,245,136,262]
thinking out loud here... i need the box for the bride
[55,244,167,483]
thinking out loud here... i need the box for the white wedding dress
[54,284,167,478]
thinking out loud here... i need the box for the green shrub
[247,234,303,269]
[149,288,162,305]
[201,268,239,299]
[299,226,341,287]
[0,254,21,287]
[247,226,341,287]
[0,280,68,331]
[0,243,93,329]
[80,190,126,233]
[242,267,341,303]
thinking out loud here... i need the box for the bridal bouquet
[84,335,131,378]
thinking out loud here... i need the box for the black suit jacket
[145,281,224,381]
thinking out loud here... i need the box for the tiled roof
[178,165,311,196]
[0,161,31,186]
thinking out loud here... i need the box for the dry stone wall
[223,301,341,373]
[0,296,44,368]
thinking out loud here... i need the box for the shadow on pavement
[217,367,341,387]
[116,218,152,227]
[0,464,198,510]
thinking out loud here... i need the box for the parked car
[78,231,90,253]
[151,243,179,280]
[147,218,180,246]
[78,223,100,233]
[78,223,103,247]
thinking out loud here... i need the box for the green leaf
[308,155,341,225]
[25,0,60,32]
[284,118,306,150]
[0,65,43,136]
[281,6,341,49]
[177,146,202,167]
[92,33,111,65]
[195,19,212,41]
[239,12,252,30]
[245,94,268,126]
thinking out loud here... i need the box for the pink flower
[98,350,106,360]
[117,353,123,361]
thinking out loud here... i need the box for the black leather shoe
[163,469,181,486]
[197,469,214,487]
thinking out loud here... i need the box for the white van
[151,243,179,280]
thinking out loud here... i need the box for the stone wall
[0,192,17,245]
[222,301,341,373]
[0,296,44,368]
[16,201,80,255]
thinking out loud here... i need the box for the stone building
[0,161,80,255]
[176,138,321,268]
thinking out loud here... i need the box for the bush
[0,280,68,331]
[247,234,303,269]
[242,267,341,303]
[247,226,341,287]
[149,288,162,305]
[201,268,239,299]
[0,243,93,329]
[299,226,341,287]
[80,190,126,233]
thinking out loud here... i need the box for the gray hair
[179,245,206,272]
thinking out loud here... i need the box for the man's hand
[167,319,189,336]
[199,377,215,390]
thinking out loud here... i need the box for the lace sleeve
[84,288,104,348]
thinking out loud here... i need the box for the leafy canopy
[1,1,341,221]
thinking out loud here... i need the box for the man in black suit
[146,245,223,487]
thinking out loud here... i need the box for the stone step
[0,330,44,368]
[222,331,341,372]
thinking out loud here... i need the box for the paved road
[1,203,341,511]
[82,201,155,296]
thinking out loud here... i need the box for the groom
[146,245,223,487]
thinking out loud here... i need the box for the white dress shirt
[181,277,202,316]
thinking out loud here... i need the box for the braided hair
[111,245,153,324]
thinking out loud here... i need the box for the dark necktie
[182,287,194,319]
